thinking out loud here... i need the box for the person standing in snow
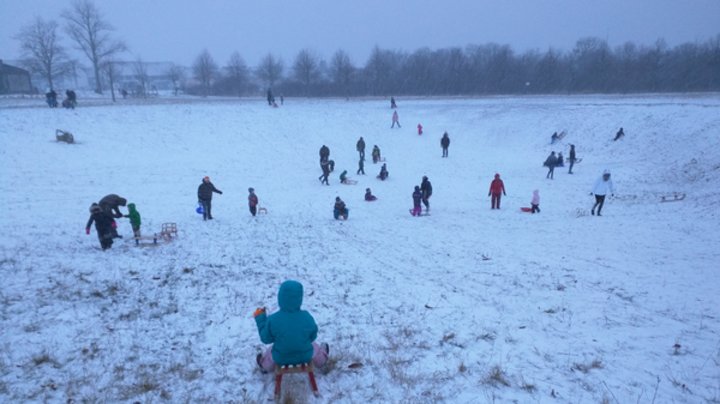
[197,176,223,220]
[85,203,115,250]
[319,145,330,166]
[530,190,540,213]
[568,144,577,174]
[441,132,450,157]
[124,203,142,237]
[417,123,423,135]
[544,151,558,179]
[357,157,365,175]
[390,96,397,109]
[411,186,423,216]
[372,145,382,164]
[356,137,365,161]
[488,173,507,209]
[420,176,432,212]
[254,280,330,373]
[391,110,401,128]
[319,159,330,185]
[333,197,349,220]
[248,188,259,217]
[557,152,564,167]
[591,171,615,216]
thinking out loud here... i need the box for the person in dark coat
[267,88,274,106]
[411,186,423,216]
[372,145,381,164]
[85,203,115,249]
[420,176,432,212]
[197,176,223,220]
[357,157,365,175]
[318,159,330,185]
[319,145,330,162]
[377,163,388,181]
[248,187,259,217]
[544,152,558,179]
[613,127,625,141]
[557,152,564,167]
[568,144,577,174]
[333,197,349,220]
[390,96,397,109]
[441,132,450,157]
[365,188,377,201]
[356,137,365,160]
[488,173,507,209]
[45,90,58,107]
[99,194,128,218]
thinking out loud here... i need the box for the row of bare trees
[14,0,719,97]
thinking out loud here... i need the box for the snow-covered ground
[1,94,719,403]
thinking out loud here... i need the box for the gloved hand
[111,221,117,229]
[85,227,90,235]
[253,307,266,317]
[487,193,491,197]
[218,191,223,195]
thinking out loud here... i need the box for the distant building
[0,60,33,94]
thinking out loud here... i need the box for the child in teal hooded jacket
[254,280,329,372]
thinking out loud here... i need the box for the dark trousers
[250,206,257,217]
[568,159,575,174]
[422,196,430,210]
[531,204,540,213]
[319,172,329,185]
[442,147,448,157]
[200,199,213,220]
[491,193,502,209]
[359,150,365,160]
[592,194,606,215]
[546,166,555,179]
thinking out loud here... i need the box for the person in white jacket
[591,171,615,216]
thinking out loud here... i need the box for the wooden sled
[341,179,358,185]
[160,222,178,239]
[134,234,159,246]
[257,207,268,214]
[274,362,319,401]
[660,193,686,202]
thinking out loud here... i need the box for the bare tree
[167,65,185,96]
[102,60,119,102]
[193,49,218,96]
[15,17,70,90]
[293,49,321,94]
[330,49,354,97]
[225,51,248,96]
[62,0,126,94]
[255,53,284,88]
[133,58,149,97]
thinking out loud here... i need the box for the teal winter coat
[255,280,318,365]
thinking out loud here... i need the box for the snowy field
[1,94,719,403]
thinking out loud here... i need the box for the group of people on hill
[85,194,141,249]
[45,89,77,109]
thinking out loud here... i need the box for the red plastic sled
[520,207,533,212]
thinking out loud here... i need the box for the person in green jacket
[254,280,329,373]
[125,203,141,237]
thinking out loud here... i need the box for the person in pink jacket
[488,173,507,209]
[391,110,401,128]
[531,190,540,213]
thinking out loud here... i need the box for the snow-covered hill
[1,94,719,403]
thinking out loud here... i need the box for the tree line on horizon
[14,0,720,98]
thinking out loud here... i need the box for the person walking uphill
[197,176,223,220]
[488,173,507,209]
[254,280,329,373]
[544,151,558,179]
[441,132,450,157]
[411,186,422,216]
[85,203,116,250]
[248,188,259,216]
[591,170,615,216]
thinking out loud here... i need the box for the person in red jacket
[488,173,507,209]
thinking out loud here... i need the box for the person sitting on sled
[254,280,329,373]
[365,188,377,201]
[333,197,349,219]
[377,163,389,181]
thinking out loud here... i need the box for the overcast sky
[1,0,718,68]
